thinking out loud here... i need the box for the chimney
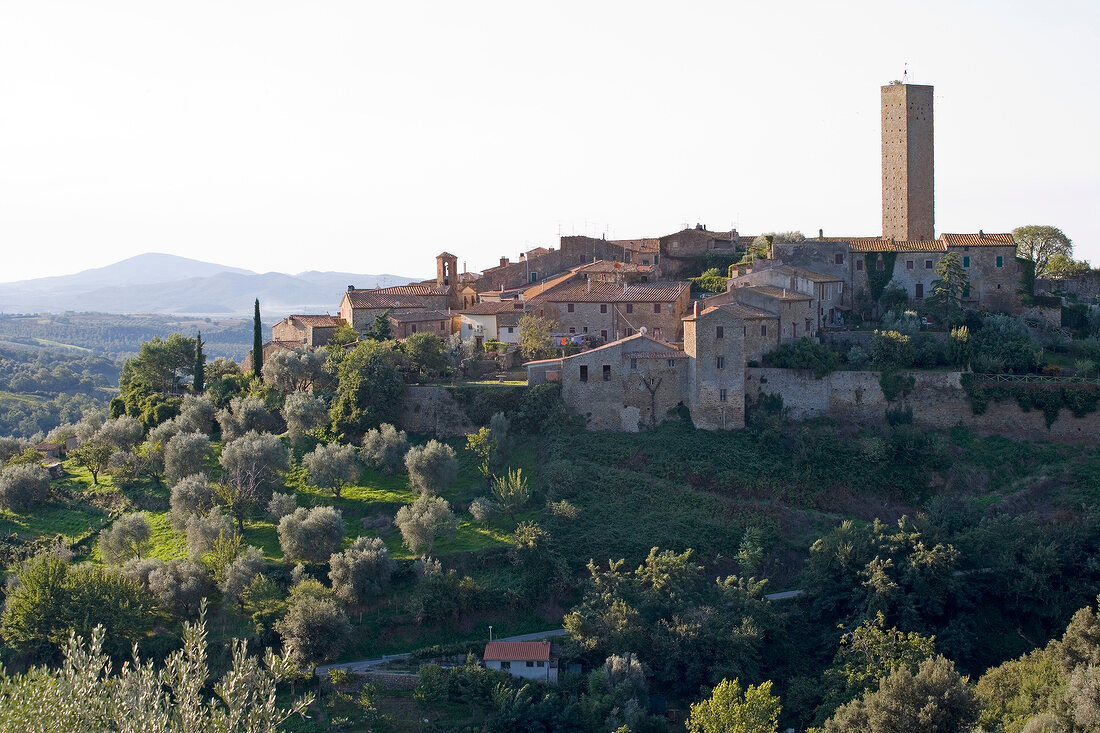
[819,228,824,239]
[978,229,984,238]
[500,257,509,267]
[693,301,700,317]
[587,277,591,293]
[347,285,354,292]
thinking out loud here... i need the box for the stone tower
[881,83,934,243]
[436,251,458,288]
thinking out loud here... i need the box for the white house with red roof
[483,641,558,684]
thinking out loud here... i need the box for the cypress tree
[193,332,206,392]
[252,299,263,379]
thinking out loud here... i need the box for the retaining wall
[746,368,1100,442]
[398,386,477,437]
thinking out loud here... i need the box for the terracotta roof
[437,251,457,258]
[373,283,450,296]
[388,310,452,323]
[941,232,1015,246]
[344,290,428,310]
[35,442,62,450]
[683,301,776,321]
[524,358,562,366]
[623,350,688,359]
[575,260,652,274]
[533,282,689,304]
[484,641,551,662]
[741,285,813,301]
[461,301,528,315]
[562,332,680,358]
[289,315,342,327]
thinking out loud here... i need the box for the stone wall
[398,386,476,437]
[745,367,1100,442]
[1021,304,1062,328]
[1038,273,1100,303]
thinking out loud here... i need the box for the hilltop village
[261,81,1032,433]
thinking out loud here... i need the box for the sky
[2,0,1098,283]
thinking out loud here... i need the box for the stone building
[459,300,530,347]
[530,281,692,342]
[882,82,934,243]
[271,314,344,348]
[387,310,456,340]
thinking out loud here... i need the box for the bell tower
[436,252,458,289]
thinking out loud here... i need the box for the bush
[972,315,1041,374]
[846,345,870,369]
[360,423,409,475]
[879,372,915,402]
[468,496,495,524]
[762,338,842,377]
[947,326,971,367]
[871,331,914,370]
[404,440,458,495]
[885,404,914,426]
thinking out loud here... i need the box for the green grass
[0,500,109,543]
[146,511,188,561]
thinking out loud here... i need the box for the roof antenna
[903,63,909,84]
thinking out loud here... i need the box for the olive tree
[164,432,213,487]
[95,416,144,451]
[394,495,457,557]
[185,506,237,559]
[360,423,409,474]
[329,536,394,607]
[0,463,49,512]
[275,581,350,667]
[282,391,328,441]
[147,559,210,618]
[71,439,114,486]
[303,443,359,499]
[267,492,298,521]
[98,513,152,565]
[169,473,215,530]
[217,396,282,441]
[217,431,288,529]
[175,393,217,434]
[278,507,346,564]
[219,545,267,604]
[404,440,457,495]
[263,349,330,394]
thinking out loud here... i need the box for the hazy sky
[3,1,1098,283]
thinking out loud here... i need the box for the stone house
[338,289,427,334]
[387,310,455,340]
[483,642,558,684]
[271,314,344,348]
[530,281,692,342]
[459,300,530,347]
[725,264,846,330]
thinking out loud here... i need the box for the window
[507,327,514,333]
[963,283,971,298]
[440,321,446,330]
[761,324,767,336]
[601,330,607,340]
[792,323,797,338]
[996,256,1004,268]
[602,365,611,381]
[963,256,970,268]
[719,388,728,403]
[526,661,534,668]
[579,365,588,382]
[626,303,633,314]
[716,356,725,370]
[915,283,924,299]
[642,258,650,265]
[567,303,575,313]
[716,326,724,339]
[876,259,884,271]
[568,328,575,334]
[856,259,864,271]
[653,328,661,339]
[834,253,844,265]
[668,359,676,368]
[583,326,588,333]
[906,260,914,270]
[501,661,511,670]
[925,260,933,269]
[630,358,637,370]
[536,661,545,668]
[600,304,607,314]
[654,303,661,313]
[411,324,417,333]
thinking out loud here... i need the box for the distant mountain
[0,254,418,317]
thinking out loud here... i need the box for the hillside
[0,253,417,317]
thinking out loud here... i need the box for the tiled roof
[941,232,1015,246]
[524,358,562,366]
[850,240,947,252]
[344,290,428,309]
[388,310,452,323]
[623,350,688,359]
[683,302,776,321]
[533,281,689,304]
[437,251,457,258]
[742,285,813,301]
[484,641,551,662]
[289,315,342,327]
[461,301,525,315]
[373,283,450,296]
[574,260,652,274]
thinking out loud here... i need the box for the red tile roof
[289,315,342,327]
[461,301,528,315]
[574,260,652,274]
[623,350,688,359]
[344,290,428,309]
[484,641,551,661]
[373,283,451,296]
[941,232,1015,246]
[387,310,452,323]
[532,282,689,304]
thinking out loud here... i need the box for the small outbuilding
[483,641,557,684]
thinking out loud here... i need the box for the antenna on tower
[903,63,909,84]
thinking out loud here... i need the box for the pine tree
[364,309,393,341]
[193,331,206,392]
[252,299,263,379]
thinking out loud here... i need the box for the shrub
[0,463,49,512]
[972,315,1041,373]
[885,404,914,426]
[871,331,914,370]
[762,338,842,377]
[879,372,915,402]
[846,345,870,369]
[947,326,971,367]
[468,497,495,524]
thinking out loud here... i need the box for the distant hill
[0,253,418,317]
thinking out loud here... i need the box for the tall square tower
[881,83,934,243]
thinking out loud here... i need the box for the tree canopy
[1013,225,1074,278]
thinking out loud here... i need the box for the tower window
[716,356,725,370]
[716,326,724,339]
[996,256,1004,268]
[963,256,970,268]
[602,365,611,381]
[579,365,588,382]
[719,389,728,403]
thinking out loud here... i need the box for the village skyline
[3,1,1098,283]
